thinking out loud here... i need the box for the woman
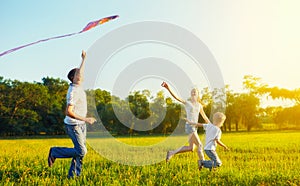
[161,82,210,165]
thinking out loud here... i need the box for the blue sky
[1,1,300,100]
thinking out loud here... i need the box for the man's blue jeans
[202,150,222,170]
[50,124,87,178]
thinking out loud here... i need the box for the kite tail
[0,15,119,57]
[0,32,79,57]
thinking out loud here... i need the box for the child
[47,50,96,178]
[161,82,210,164]
[186,112,229,170]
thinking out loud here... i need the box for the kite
[0,15,119,57]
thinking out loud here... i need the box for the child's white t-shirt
[203,123,221,150]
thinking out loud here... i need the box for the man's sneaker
[198,160,204,170]
[48,148,56,167]
[166,151,172,163]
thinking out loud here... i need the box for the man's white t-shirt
[203,123,222,150]
[64,83,87,125]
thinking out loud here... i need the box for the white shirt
[185,101,201,123]
[64,83,87,125]
[203,123,222,150]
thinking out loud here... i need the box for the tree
[161,97,182,134]
[249,76,300,128]
[148,90,166,134]
[240,75,263,131]
[126,90,151,134]
[2,80,50,135]
[224,85,238,131]
[0,77,69,135]
[40,77,69,134]
[273,105,300,129]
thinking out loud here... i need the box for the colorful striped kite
[0,15,119,57]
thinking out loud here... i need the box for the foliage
[0,75,300,136]
[0,77,68,136]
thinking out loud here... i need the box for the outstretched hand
[183,118,189,123]
[81,50,86,60]
[184,118,196,126]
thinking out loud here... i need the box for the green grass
[0,131,300,185]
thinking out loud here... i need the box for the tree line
[0,75,299,136]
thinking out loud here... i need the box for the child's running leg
[201,150,222,170]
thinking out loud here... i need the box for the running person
[161,82,210,164]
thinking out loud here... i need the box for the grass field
[0,131,300,185]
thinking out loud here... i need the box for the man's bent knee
[76,147,87,157]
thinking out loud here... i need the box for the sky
[1,1,300,104]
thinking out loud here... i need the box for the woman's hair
[191,87,205,105]
[67,68,79,82]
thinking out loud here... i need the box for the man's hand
[81,50,86,60]
[85,117,96,124]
